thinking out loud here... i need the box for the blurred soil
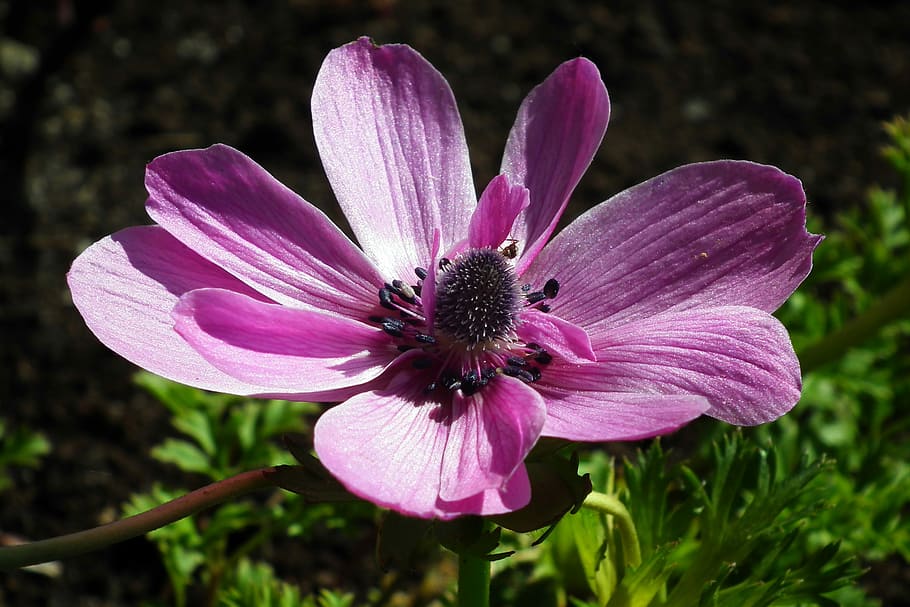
[2,0,910,604]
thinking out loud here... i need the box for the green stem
[0,466,281,570]
[798,274,910,373]
[457,551,491,607]
[582,491,642,568]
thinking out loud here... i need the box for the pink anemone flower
[68,38,820,520]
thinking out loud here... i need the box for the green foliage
[218,559,355,607]
[136,372,317,480]
[0,419,50,492]
[124,372,359,607]
[765,114,910,569]
[532,435,857,607]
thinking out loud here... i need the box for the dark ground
[2,1,909,605]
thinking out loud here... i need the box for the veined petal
[312,37,476,279]
[542,306,802,426]
[468,174,530,250]
[439,376,546,501]
[145,144,383,317]
[501,57,610,274]
[437,466,530,518]
[173,288,395,395]
[536,388,710,441]
[67,226,273,394]
[314,372,532,519]
[526,161,822,330]
[517,309,595,363]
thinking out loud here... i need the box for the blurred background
[2,1,909,604]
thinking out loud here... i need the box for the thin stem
[582,491,642,568]
[798,274,910,373]
[457,551,491,607]
[0,466,282,570]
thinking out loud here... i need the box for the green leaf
[606,545,674,607]
[567,506,617,603]
[151,438,213,476]
[172,408,218,456]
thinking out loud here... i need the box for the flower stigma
[435,248,520,347]
[369,247,560,397]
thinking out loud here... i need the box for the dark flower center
[434,249,521,347]
[368,247,561,397]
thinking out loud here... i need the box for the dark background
[2,1,909,604]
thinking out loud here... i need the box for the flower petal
[517,309,596,363]
[541,306,801,425]
[439,376,546,501]
[314,371,531,519]
[67,226,273,394]
[173,288,394,396]
[312,37,476,279]
[526,161,823,330]
[501,57,610,273]
[468,174,530,250]
[145,144,383,317]
[437,466,531,518]
[536,388,710,441]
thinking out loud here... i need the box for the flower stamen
[370,250,561,398]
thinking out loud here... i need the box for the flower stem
[582,491,642,568]
[457,551,491,607]
[0,466,281,570]
[798,274,910,373]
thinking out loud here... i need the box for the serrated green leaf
[151,438,213,476]
[606,545,674,607]
[568,507,617,603]
[171,408,219,456]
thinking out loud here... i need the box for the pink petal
[517,309,596,363]
[468,174,530,250]
[437,465,531,517]
[67,226,273,394]
[541,306,802,426]
[536,388,710,441]
[312,37,476,279]
[421,229,441,333]
[145,144,383,318]
[526,161,822,331]
[501,57,610,274]
[439,376,546,501]
[314,372,531,519]
[173,288,395,396]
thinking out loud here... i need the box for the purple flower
[67,38,820,520]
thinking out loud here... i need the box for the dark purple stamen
[381,318,406,337]
[378,287,396,309]
[391,279,416,303]
[543,278,560,299]
[526,291,547,304]
[415,266,428,280]
[460,370,480,395]
[501,365,523,378]
[535,351,553,365]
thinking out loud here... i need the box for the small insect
[499,238,519,259]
